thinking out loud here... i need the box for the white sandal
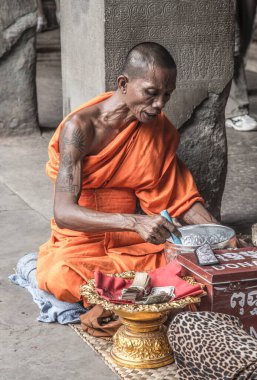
[225,115,257,131]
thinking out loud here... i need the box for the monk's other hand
[133,215,177,245]
[182,202,219,225]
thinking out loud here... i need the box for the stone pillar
[60,0,105,116]
[0,0,38,136]
[60,0,235,218]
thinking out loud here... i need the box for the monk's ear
[117,75,128,94]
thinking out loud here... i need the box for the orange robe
[36,92,204,304]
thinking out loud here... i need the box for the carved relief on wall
[105,0,234,97]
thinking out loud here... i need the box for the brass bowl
[165,224,237,262]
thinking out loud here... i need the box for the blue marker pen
[160,209,182,245]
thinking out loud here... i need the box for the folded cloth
[168,311,257,380]
[80,305,122,337]
[94,261,202,303]
[9,253,88,324]
[95,271,133,303]
[148,261,202,299]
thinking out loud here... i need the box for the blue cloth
[9,253,88,324]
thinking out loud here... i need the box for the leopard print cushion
[168,312,257,380]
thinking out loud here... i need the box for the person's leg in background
[55,0,60,26]
[226,0,257,131]
[36,0,48,33]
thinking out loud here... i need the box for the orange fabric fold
[36,92,204,304]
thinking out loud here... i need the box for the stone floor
[1,29,257,380]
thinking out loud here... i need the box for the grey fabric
[9,253,88,324]
[226,57,249,118]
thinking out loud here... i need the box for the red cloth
[95,272,133,303]
[149,261,203,300]
[94,262,203,303]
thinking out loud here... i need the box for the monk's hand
[182,202,219,225]
[133,215,178,245]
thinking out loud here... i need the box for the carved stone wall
[105,1,234,128]
[0,0,38,136]
[61,0,235,218]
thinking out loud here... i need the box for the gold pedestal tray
[80,272,203,369]
[111,310,172,368]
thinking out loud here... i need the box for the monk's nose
[153,96,166,111]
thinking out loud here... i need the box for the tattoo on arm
[56,151,81,202]
[55,123,88,202]
[61,126,87,153]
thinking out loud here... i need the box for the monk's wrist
[121,214,138,231]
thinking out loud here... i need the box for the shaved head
[122,42,176,79]
[117,42,177,123]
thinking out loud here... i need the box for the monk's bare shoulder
[60,110,95,158]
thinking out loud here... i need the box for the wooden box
[177,247,257,338]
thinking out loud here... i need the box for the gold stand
[80,273,204,369]
[111,310,173,369]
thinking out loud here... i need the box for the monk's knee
[38,261,83,303]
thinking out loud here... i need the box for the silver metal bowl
[165,224,236,262]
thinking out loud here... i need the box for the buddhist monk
[36,42,218,304]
